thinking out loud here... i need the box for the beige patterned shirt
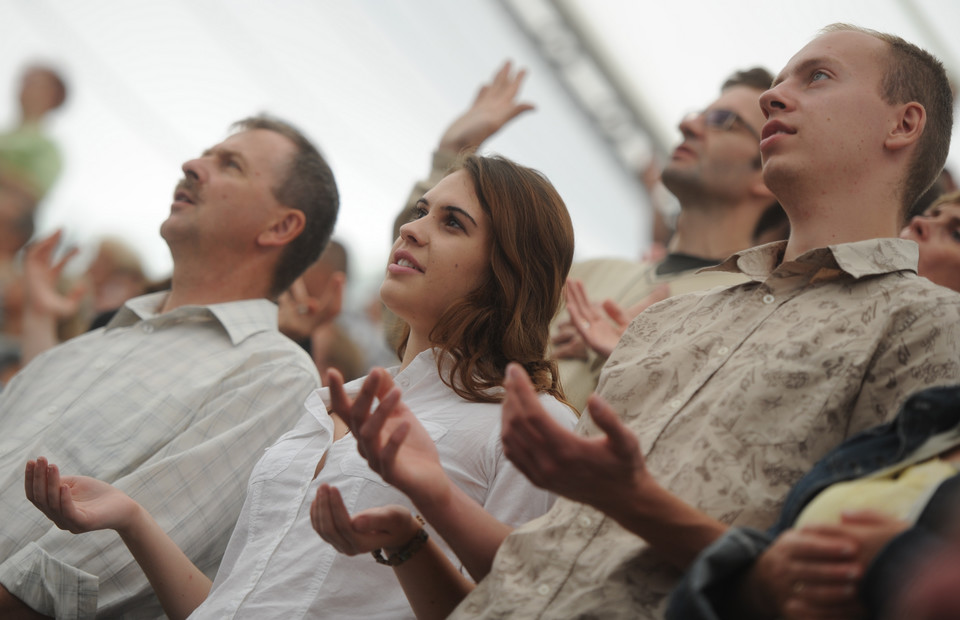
[452,238,960,619]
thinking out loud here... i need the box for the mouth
[671,142,696,160]
[760,120,795,144]
[390,250,424,273]
[173,190,195,205]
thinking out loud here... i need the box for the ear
[258,207,306,248]
[885,102,926,152]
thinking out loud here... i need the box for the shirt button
[762,294,775,305]
[578,514,592,527]
[142,323,155,333]
[536,584,551,596]
[669,399,682,409]
[717,346,729,356]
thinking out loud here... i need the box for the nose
[677,111,703,139]
[399,216,425,246]
[759,84,789,119]
[181,158,205,183]
[906,215,932,241]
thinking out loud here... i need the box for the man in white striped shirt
[0,115,339,619]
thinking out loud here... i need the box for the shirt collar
[708,238,920,281]
[107,291,279,346]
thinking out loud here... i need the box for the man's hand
[438,61,534,155]
[562,279,669,359]
[22,230,84,319]
[277,272,344,341]
[500,363,648,515]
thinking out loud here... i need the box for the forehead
[426,170,481,209]
[215,129,296,177]
[710,85,765,122]
[778,30,887,84]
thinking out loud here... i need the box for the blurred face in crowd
[661,85,765,206]
[900,197,960,292]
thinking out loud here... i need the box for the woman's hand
[327,368,452,509]
[25,457,140,535]
[311,483,421,556]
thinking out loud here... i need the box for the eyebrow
[417,197,479,228]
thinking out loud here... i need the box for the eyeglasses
[684,109,761,141]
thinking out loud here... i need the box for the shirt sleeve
[479,396,578,527]
[665,527,774,620]
[0,359,318,619]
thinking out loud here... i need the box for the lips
[760,120,795,142]
[392,250,424,273]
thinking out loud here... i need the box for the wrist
[374,515,428,566]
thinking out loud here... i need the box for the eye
[811,70,830,82]
[444,214,465,231]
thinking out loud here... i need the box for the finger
[350,369,383,424]
[24,460,37,505]
[326,368,351,416]
[45,463,63,516]
[329,486,362,553]
[361,387,404,472]
[378,421,410,481]
[783,528,858,560]
[625,284,670,319]
[32,456,49,510]
[315,486,349,551]
[585,394,639,461]
[602,299,631,328]
[839,509,896,526]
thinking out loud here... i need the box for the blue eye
[811,70,829,82]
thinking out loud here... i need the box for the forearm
[20,310,60,366]
[604,476,727,570]
[392,539,476,620]
[412,482,512,582]
[116,505,211,620]
[0,586,49,620]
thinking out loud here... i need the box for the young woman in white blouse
[25,154,577,619]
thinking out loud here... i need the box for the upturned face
[662,85,765,204]
[380,170,492,336]
[759,30,899,197]
[900,200,960,292]
[160,129,295,256]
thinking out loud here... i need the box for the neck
[778,184,902,263]
[162,257,274,312]
[400,329,433,371]
[669,200,764,260]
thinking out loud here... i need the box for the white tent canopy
[3,0,958,298]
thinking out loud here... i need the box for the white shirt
[191,349,577,619]
[0,292,319,619]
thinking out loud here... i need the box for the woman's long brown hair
[396,155,575,405]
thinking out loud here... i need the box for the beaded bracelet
[372,515,429,566]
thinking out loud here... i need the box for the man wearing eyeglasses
[551,68,786,413]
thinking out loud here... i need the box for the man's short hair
[722,67,774,93]
[822,24,954,218]
[232,115,339,297]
